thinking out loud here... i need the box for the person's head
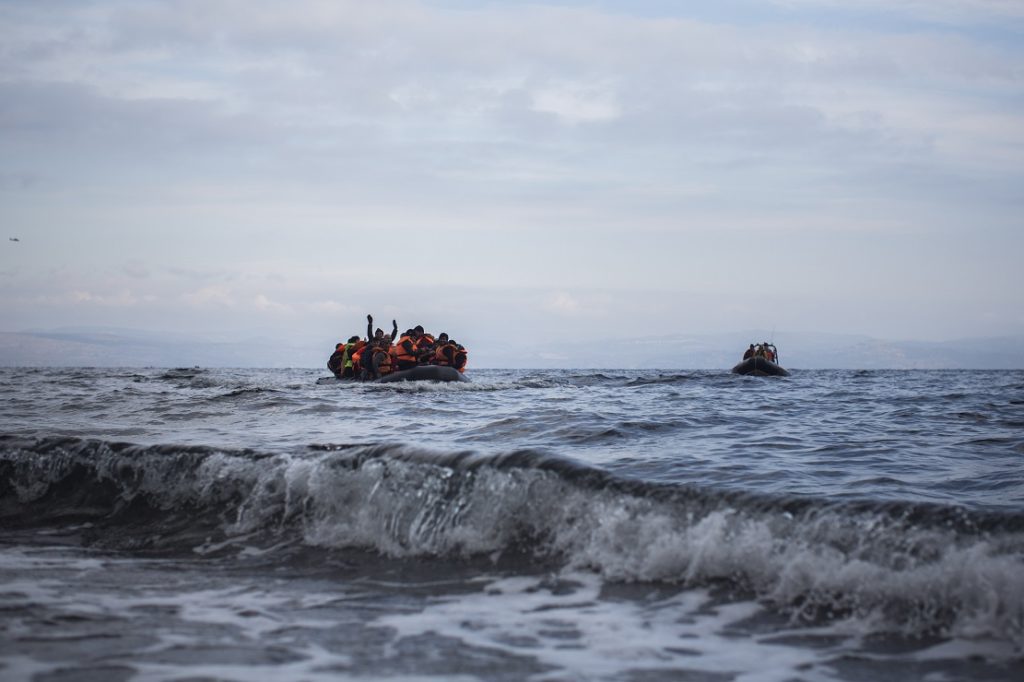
[348,335,360,344]
[374,328,384,338]
[336,343,345,350]
[438,333,449,343]
[414,325,424,335]
[749,344,755,349]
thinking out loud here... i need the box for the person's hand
[367,314,373,323]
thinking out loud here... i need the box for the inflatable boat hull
[378,365,467,383]
[318,365,468,384]
[731,357,790,377]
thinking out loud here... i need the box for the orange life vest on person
[374,346,394,374]
[351,341,368,370]
[764,349,776,362]
[394,335,419,364]
[416,334,435,349]
[453,345,468,373]
[433,342,456,366]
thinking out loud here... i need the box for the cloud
[542,291,612,318]
[545,291,581,314]
[769,0,1024,24]
[3,0,1020,202]
[252,293,290,313]
[306,300,356,315]
[183,285,236,308]
[0,0,1021,344]
[70,289,147,306]
[530,80,621,124]
[122,261,150,279]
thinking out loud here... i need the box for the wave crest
[2,435,1022,646]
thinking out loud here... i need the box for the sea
[1,367,1022,682]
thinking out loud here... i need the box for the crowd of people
[328,314,468,380]
[742,342,779,363]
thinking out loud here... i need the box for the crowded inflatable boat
[325,314,468,383]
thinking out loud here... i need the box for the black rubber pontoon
[731,357,790,377]
[318,365,468,384]
[378,365,467,383]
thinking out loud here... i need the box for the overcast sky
[2,0,1022,353]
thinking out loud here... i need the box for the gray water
[1,367,1022,681]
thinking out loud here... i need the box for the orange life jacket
[374,346,394,374]
[453,346,468,373]
[394,335,419,364]
[350,340,366,362]
[351,346,365,370]
[433,342,456,366]
[416,334,435,349]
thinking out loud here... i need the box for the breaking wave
[2,434,1022,646]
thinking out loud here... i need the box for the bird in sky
[9,237,19,242]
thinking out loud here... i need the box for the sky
[2,0,1023,354]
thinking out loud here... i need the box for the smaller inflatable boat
[318,365,468,384]
[731,356,790,377]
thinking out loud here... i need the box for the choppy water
[1,367,1022,681]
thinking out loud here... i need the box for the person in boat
[763,342,776,362]
[366,314,398,343]
[393,325,428,371]
[377,337,396,378]
[343,336,365,377]
[452,341,468,373]
[328,335,362,378]
[328,343,346,378]
[431,333,456,367]
[361,337,395,380]
[415,328,438,364]
[742,344,755,360]
[416,326,435,347]
[358,337,377,380]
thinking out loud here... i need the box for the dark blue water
[1,368,1022,681]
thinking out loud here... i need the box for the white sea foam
[4,439,1024,649]
[375,572,833,682]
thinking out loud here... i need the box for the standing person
[367,314,398,343]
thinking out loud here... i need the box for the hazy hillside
[2,328,1022,369]
[0,330,322,369]
[475,332,1024,370]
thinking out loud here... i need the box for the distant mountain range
[0,329,320,369]
[488,332,1024,370]
[1,328,1022,369]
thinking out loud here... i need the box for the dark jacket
[327,350,346,376]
